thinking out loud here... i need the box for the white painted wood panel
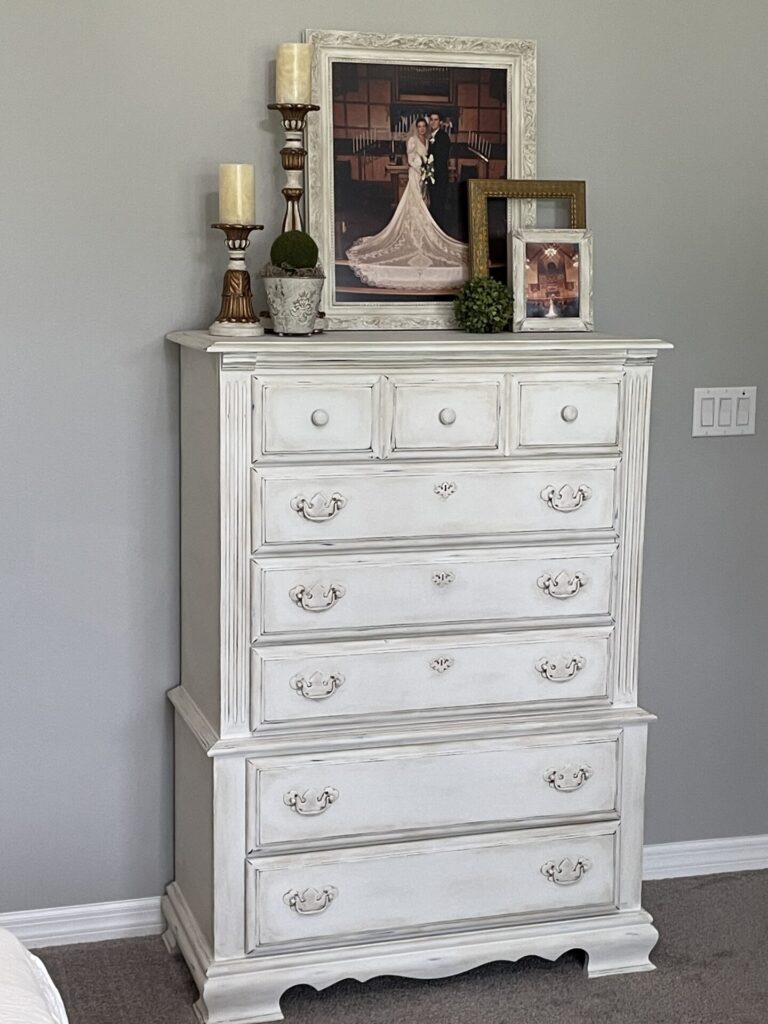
[391,378,502,452]
[247,826,618,948]
[249,733,620,848]
[255,460,617,550]
[252,629,612,729]
[256,376,381,457]
[517,381,620,448]
[254,546,615,640]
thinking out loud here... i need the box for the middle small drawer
[247,731,620,850]
[253,460,618,551]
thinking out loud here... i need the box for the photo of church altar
[524,241,581,318]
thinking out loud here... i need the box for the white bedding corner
[0,928,69,1024]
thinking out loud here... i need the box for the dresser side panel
[174,713,214,949]
[180,347,221,729]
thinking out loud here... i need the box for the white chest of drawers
[163,330,670,1024]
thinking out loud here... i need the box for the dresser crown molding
[164,329,670,1024]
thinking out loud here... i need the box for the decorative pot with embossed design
[262,272,325,336]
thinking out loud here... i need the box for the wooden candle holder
[267,103,320,233]
[209,224,264,337]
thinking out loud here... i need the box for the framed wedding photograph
[511,229,593,332]
[305,30,537,330]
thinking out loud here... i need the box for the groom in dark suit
[427,111,450,232]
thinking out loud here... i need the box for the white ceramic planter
[263,276,324,336]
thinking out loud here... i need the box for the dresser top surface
[168,329,672,363]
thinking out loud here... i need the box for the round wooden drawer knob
[310,408,330,427]
[438,407,457,426]
[561,405,579,423]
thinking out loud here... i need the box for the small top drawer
[255,377,382,458]
[392,377,502,453]
[516,380,620,448]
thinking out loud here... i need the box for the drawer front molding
[255,547,613,640]
[247,827,617,947]
[249,735,619,849]
[253,630,612,729]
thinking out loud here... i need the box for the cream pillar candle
[218,164,255,224]
[275,43,312,104]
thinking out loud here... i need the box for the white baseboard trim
[0,896,164,949]
[2,836,767,948]
[643,833,768,880]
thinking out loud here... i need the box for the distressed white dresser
[163,330,670,1024]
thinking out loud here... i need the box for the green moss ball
[269,231,319,270]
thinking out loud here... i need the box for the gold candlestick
[209,223,264,337]
[267,103,320,233]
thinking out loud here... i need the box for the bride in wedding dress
[346,117,468,291]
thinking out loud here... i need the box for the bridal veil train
[346,121,468,291]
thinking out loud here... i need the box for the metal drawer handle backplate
[284,787,339,816]
[541,857,591,885]
[535,655,586,683]
[289,583,346,612]
[540,484,592,513]
[283,886,338,915]
[543,765,594,792]
[291,492,347,522]
[290,671,345,700]
[537,571,587,600]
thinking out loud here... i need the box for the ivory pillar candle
[218,164,255,224]
[275,43,312,104]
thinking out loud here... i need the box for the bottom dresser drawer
[246,825,617,949]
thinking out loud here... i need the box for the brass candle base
[209,224,264,337]
[268,103,320,233]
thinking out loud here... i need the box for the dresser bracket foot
[584,920,659,977]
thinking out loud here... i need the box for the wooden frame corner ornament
[468,179,586,279]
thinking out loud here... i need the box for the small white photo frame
[512,229,593,332]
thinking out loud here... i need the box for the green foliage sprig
[454,276,514,334]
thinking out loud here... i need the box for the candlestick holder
[209,224,264,337]
[267,103,320,233]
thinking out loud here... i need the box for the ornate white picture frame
[305,30,537,331]
[511,229,594,332]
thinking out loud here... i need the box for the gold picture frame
[468,179,587,279]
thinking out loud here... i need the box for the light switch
[693,387,756,436]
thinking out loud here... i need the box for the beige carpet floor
[36,870,768,1024]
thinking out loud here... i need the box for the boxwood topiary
[269,230,319,271]
[454,276,514,333]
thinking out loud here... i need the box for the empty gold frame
[468,179,587,279]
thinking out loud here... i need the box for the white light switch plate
[692,387,756,436]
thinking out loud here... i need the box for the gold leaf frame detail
[468,179,587,279]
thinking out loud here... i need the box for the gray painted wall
[2,1,766,912]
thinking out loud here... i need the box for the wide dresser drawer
[252,545,615,640]
[252,628,612,730]
[248,732,619,849]
[254,461,617,550]
[246,824,617,948]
